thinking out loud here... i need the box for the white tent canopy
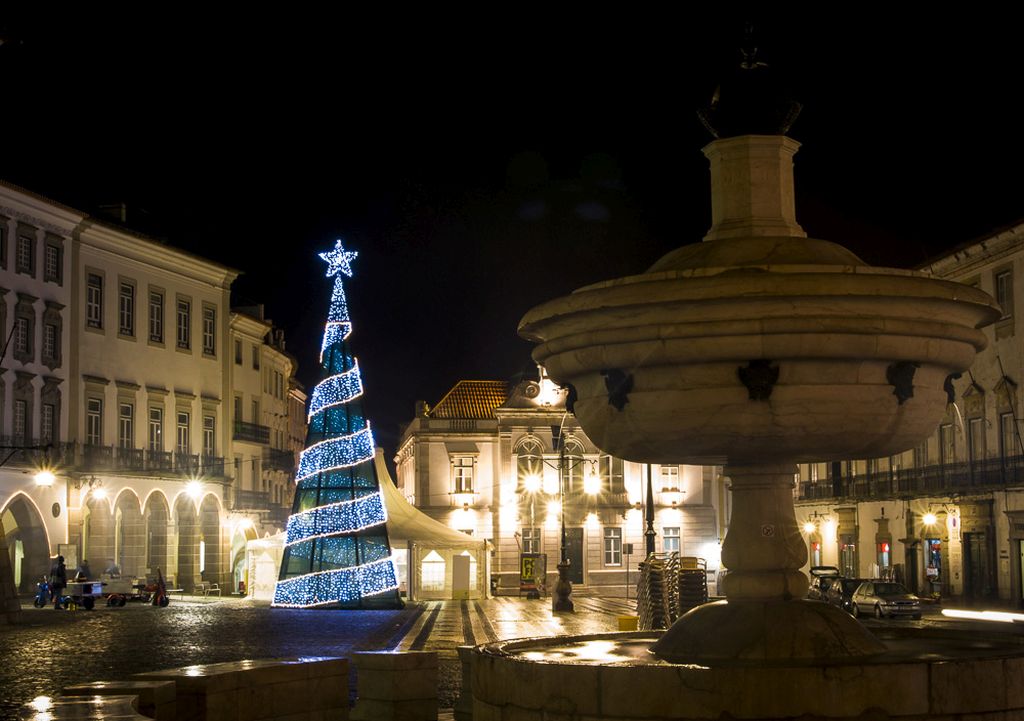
[374,450,490,600]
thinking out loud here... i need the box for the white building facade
[0,183,303,595]
[395,373,723,597]
[0,183,76,593]
[795,224,1024,606]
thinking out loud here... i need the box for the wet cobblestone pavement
[0,594,635,718]
[0,599,411,718]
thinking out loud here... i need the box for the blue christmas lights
[274,239,399,609]
[272,557,399,608]
[308,364,364,420]
[295,426,375,481]
[284,492,387,546]
[321,321,352,363]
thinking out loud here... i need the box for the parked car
[825,577,868,614]
[807,566,841,601]
[851,581,922,619]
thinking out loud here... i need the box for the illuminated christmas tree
[273,240,400,608]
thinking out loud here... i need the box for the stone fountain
[467,63,1024,720]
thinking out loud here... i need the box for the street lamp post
[524,474,541,600]
[552,424,574,612]
[645,463,657,557]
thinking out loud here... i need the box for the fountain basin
[519,251,1000,465]
[472,626,1024,720]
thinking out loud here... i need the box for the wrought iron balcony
[0,436,75,467]
[232,489,271,511]
[797,453,1024,502]
[69,443,227,478]
[263,448,296,472]
[233,421,270,444]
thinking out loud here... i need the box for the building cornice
[919,223,1024,279]
[77,221,240,289]
[0,182,85,234]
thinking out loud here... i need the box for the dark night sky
[2,10,1022,458]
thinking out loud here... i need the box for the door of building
[963,532,992,602]
[905,543,919,594]
[565,527,584,585]
[1018,540,1024,608]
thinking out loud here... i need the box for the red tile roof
[429,380,508,420]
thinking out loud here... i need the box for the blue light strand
[284,492,387,546]
[296,426,375,482]
[320,321,352,363]
[308,364,364,421]
[272,557,399,608]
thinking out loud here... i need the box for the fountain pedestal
[651,463,885,661]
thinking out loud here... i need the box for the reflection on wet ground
[0,601,408,717]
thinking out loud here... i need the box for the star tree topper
[320,240,358,278]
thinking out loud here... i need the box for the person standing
[49,556,67,610]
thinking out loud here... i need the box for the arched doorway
[198,495,222,586]
[1,494,50,592]
[113,490,144,578]
[230,523,256,595]
[82,495,114,578]
[144,492,169,581]
[174,495,197,591]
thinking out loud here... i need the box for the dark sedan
[851,581,922,619]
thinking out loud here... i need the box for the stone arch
[198,494,222,586]
[229,522,257,595]
[82,494,114,577]
[1,493,50,592]
[562,439,586,493]
[112,489,144,578]
[515,435,545,492]
[173,495,198,592]
[144,492,170,581]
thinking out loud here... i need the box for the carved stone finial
[943,373,962,405]
[564,383,578,414]
[600,369,633,411]
[886,361,921,405]
[738,359,778,401]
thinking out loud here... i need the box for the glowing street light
[802,521,817,534]
[186,481,204,500]
[524,474,541,494]
[923,512,938,526]
[34,470,55,487]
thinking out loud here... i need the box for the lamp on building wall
[34,469,55,487]
[72,475,103,498]
[801,510,830,534]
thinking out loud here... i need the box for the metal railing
[231,489,271,511]
[0,437,228,478]
[263,448,296,472]
[797,453,1024,502]
[233,421,271,444]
